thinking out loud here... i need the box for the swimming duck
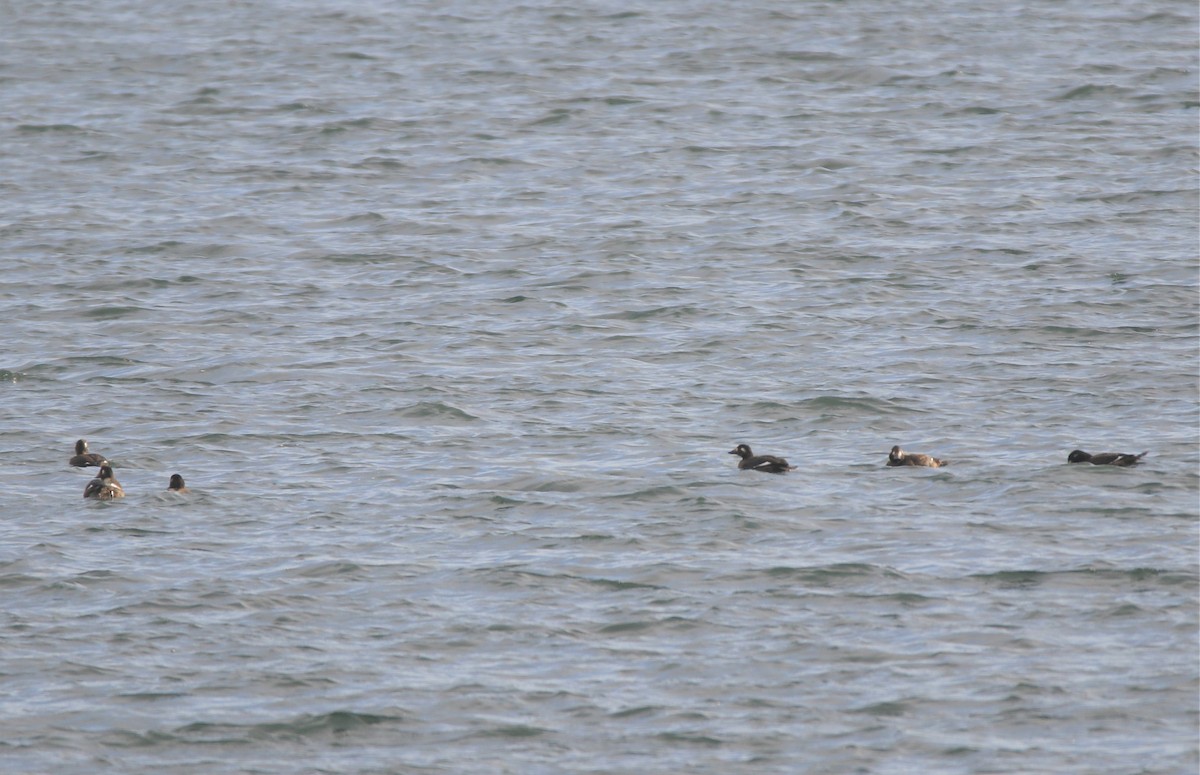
[887,445,948,468]
[168,474,189,493]
[729,443,795,473]
[83,465,125,500]
[1067,449,1147,467]
[69,439,108,468]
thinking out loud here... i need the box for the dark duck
[729,443,795,473]
[168,474,189,493]
[83,465,125,500]
[1068,449,1147,467]
[887,445,948,468]
[70,439,108,468]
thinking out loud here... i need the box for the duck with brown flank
[69,439,108,468]
[83,465,125,500]
[1068,449,1147,467]
[168,474,189,493]
[729,443,795,473]
[887,445,948,468]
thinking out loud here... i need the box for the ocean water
[1,1,1197,773]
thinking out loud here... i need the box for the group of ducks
[728,443,1149,473]
[71,439,189,500]
[71,437,1148,498]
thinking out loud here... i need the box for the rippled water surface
[2,1,1197,773]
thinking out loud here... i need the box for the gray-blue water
[2,1,1197,772]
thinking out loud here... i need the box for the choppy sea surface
[1,1,1197,773]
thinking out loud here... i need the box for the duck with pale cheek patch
[84,465,125,500]
[729,444,795,473]
[887,446,948,468]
